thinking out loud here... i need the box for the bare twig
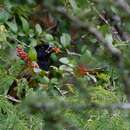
[54,86,65,96]
[5,95,21,103]
[66,49,81,57]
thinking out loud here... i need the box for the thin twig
[54,86,65,96]
[66,49,81,57]
[6,95,21,103]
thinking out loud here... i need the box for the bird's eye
[45,46,53,53]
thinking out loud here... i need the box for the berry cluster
[16,46,39,70]
[77,65,88,76]
[16,46,31,65]
[51,47,61,53]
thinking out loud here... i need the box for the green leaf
[97,73,110,82]
[0,33,7,42]
[6,21,18,33]
[69,0,79,11]
[0,25,7,42]
[44,33,54,41]
[30,39,37,47]
[28,47,37,61]
[0,75,15,94]
[59,65,73,72]
[0,9,10,23]
[35,24,42,34]
[59,57,69,64]
[51,53,58,62]
[105,34,113,45]
[38,76,49,84]
[60,33,71,48]
[99,25,110,35]
[20,16,29,32]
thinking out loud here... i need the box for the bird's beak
[51,47,61,54]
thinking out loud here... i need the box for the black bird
[35,44,54,71]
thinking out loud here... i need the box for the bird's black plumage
[35,44,53,71]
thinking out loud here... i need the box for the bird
[35,44,54,71]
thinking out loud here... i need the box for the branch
[115,0,130,15]
[30,101,130,112]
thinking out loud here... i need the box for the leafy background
[0,0,130,130]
